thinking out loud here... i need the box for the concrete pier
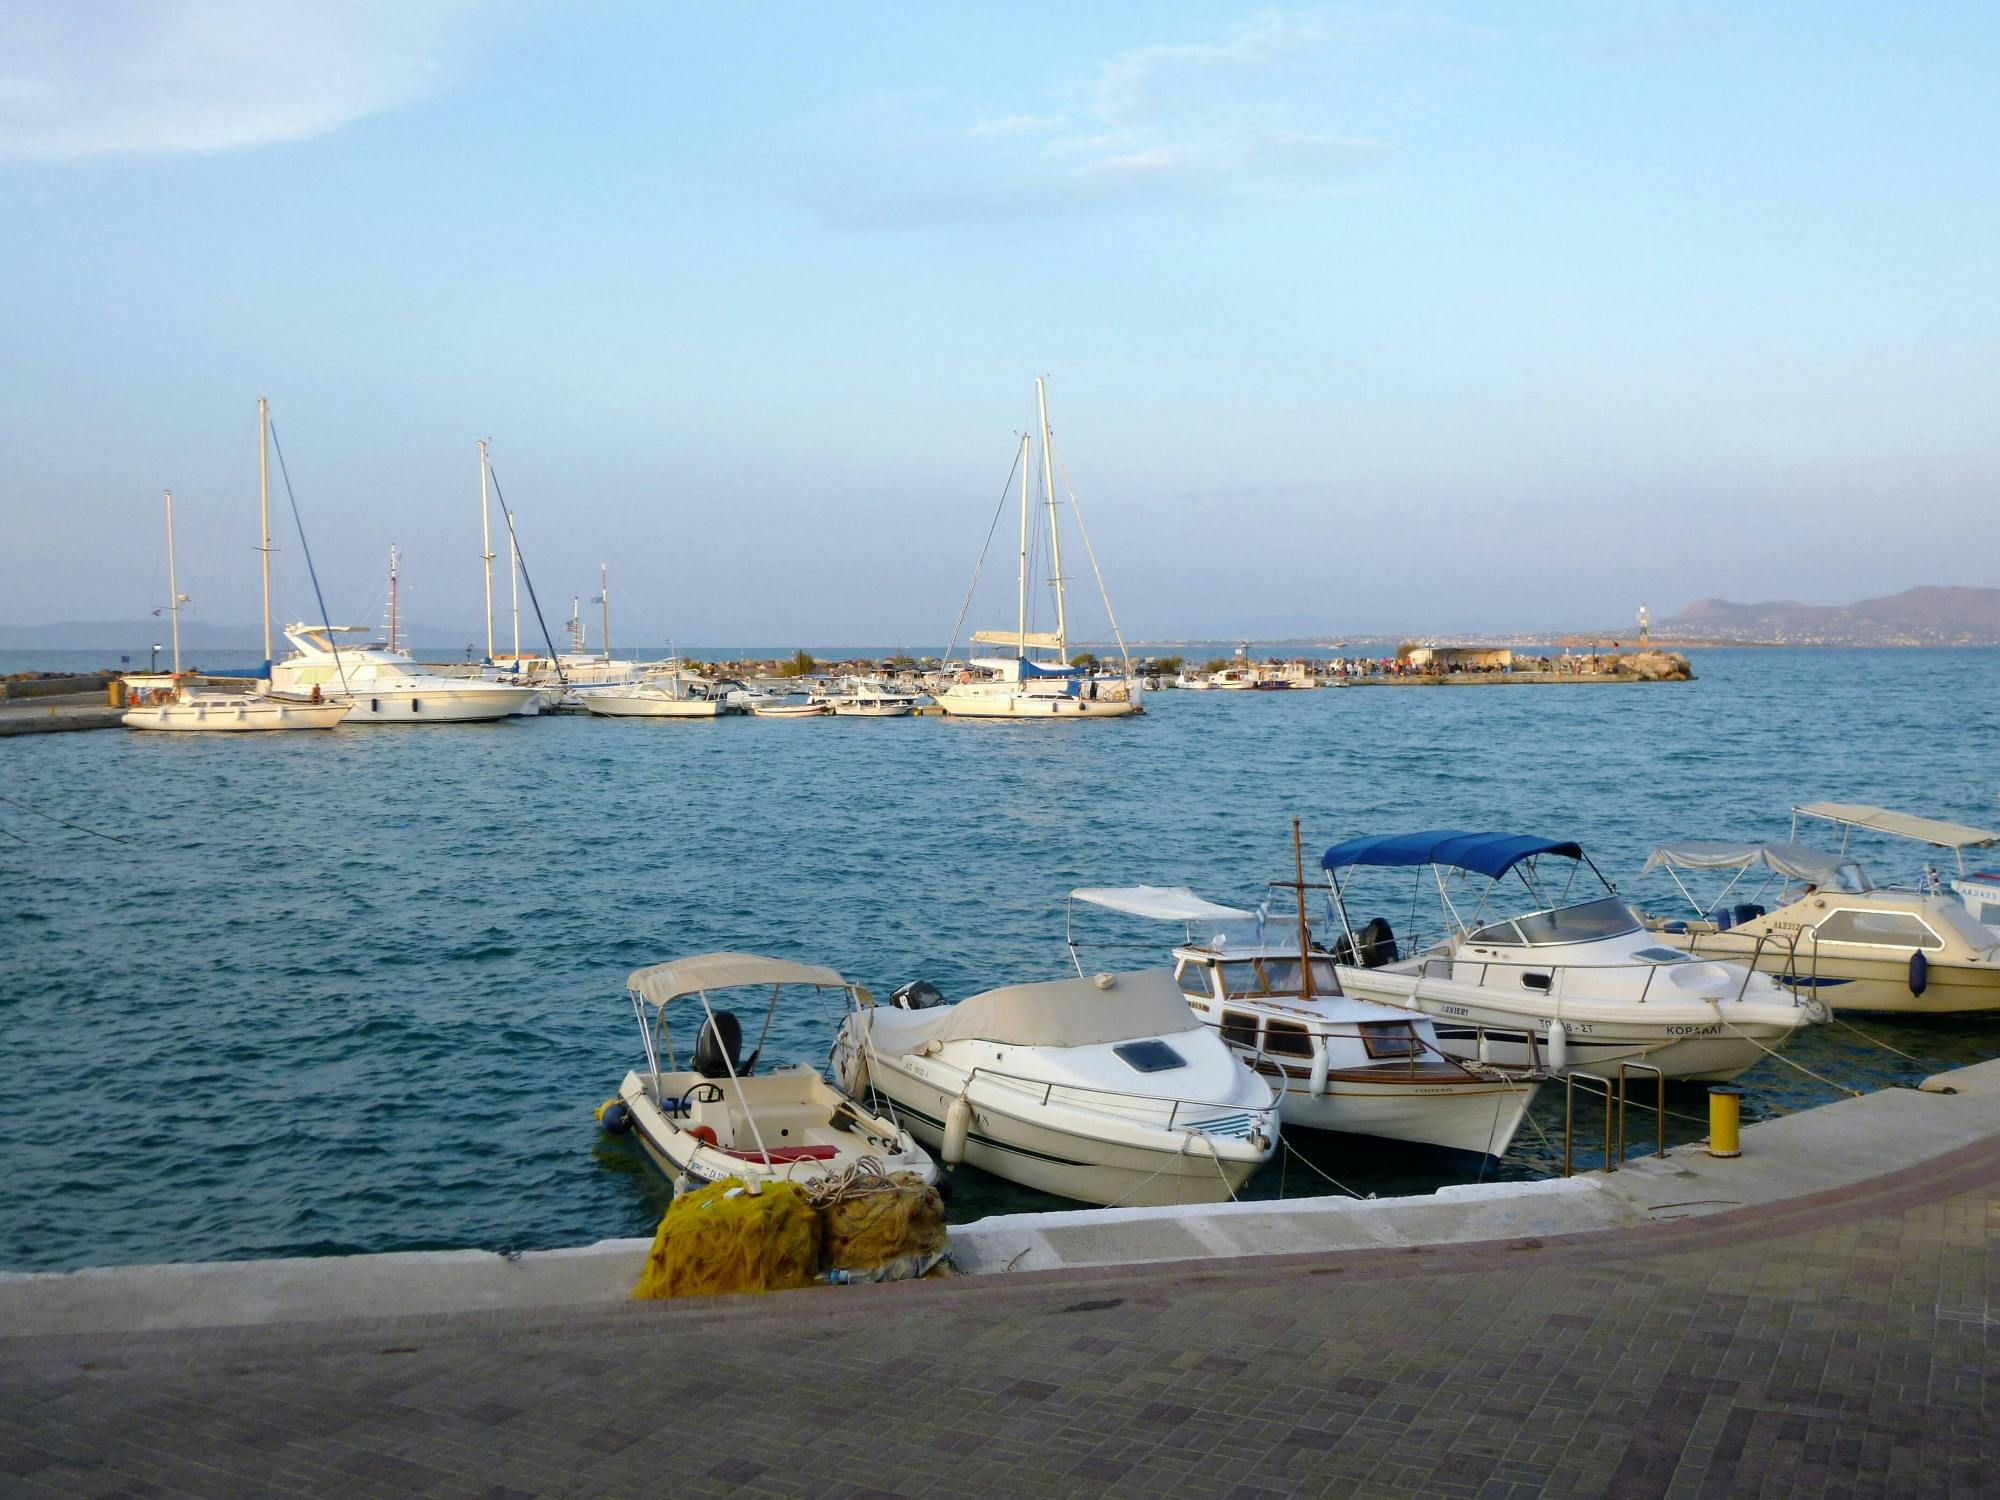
[0,693,123,735]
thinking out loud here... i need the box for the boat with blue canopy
[1319,829,1823,1081]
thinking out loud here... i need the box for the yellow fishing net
[816,1170,948,1274]
[632,1178,821,1299]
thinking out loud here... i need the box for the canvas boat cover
[1794,803,2000,851]
[862,969,1199,1054]
[1641,842,1867,888]
[1071,886,1256,923]
[1321,830,1584,880]
[628,952,849,1008]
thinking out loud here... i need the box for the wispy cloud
[0,0,470,161]
[787,7,1491,229]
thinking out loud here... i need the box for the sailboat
[121,484,350,732]
[934,378,1141,719]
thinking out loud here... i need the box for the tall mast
[598,562,610,662]
[1015,432,1030,656]
[1036,376,1067,661]
[478,439,495,661]
[508,512,520,660]
[257,396,272,669]
[163,488,183,676]
[1293,817,1315,1001]
[387,544,400,655]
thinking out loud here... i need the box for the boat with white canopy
[582,666,735,718]
[1067,860,1542,1160]
[812,677,921,717]
[1641,840,2000,1014]
[830,966,1276,1207]
[610,952,935,1193]
[1321,831,1821,1081]
[1792,802,2000,935]
[268,624,540,722]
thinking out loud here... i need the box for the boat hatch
[1112,1039,1188,1074]
[1634,947,1691,963]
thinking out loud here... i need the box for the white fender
[942,1094,972,1168]
[1476,1031,1491,1067]
[1546,1019,1568,1072]
[1308,1044,1329,1098]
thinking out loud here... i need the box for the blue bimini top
[1320,830,1585,881]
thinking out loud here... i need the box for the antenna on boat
[1015,432,1030,658]
[1036,376,1066,661]
[596,562,610,663]
[385,544,401,655]
[507,509,521,663]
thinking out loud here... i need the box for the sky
[2,1,1996,646]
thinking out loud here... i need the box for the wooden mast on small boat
[1269,816,1317,1002]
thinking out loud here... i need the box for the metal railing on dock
[1562,1062,1666,1176]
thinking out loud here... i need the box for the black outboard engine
[890,980,948,1011]
[1357,917,1398,969]
[693,1010,744,1078]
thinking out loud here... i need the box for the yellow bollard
[1707,1086,1742,1158]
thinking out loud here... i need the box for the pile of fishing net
[633,1157,948,1299]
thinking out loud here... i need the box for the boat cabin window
[1259,957,1342,996]
[1220,1010,1260,1050]
[1358,1022,1422,1059]
[1220,962,1266,998]
[1509,897,1641,947]
[1112,1039,1187,1074]
[1814,909,1943,950]
[1264,1020,1315,1059]
[1176,963,1217,999]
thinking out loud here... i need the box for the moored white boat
[1068,883,1541,1160]
[831,968,1277,1208]
[269,625,540,722]
[609,952,936,1193]
[1322,831,1822,1081]
[582,669,734,718]
[122,680,349,732]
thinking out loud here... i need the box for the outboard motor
[693,1010,744,1078]
[1358,917,1398,969]
[890,980,948,1011]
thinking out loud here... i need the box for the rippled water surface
[3,648,1996,1270]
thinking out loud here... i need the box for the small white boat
[831,968,1277,1208]
[813,677,920,717]
[749,696,830,718]
[1642,841,2000,1014]
[120,489,350,732]
[123,680,349,732]
[582,670,734,718]
[1068,882,1540,1160]
[609,952,936,1193]
[1323,831,1821,1081]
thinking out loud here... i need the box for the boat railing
[1408,947,1781,1007]
[959,1064,1272,1135]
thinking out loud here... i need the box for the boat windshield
[1218,956,1341,996]
[1471,896,1639,947]
[1929,899,2000,951]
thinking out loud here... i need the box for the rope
[941,440,1027,666]
[1278,1135,1366,1199]
[488,469,568,684]
[265,421,349,694]
[1717,1014,1862,1097]
[1195,1130,1238,1202]
[1821,1010,1938,1069]
[1099,1142,1188,1209]
[0,822,30,845]
[1049,434,1133,681]
[797,1155,899,1207]
[0,794,130,844]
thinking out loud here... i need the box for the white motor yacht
[268,624,540,722]
[1067,884,1541,1160]
[1641,840,2000,1014]
[608,952,936,1193]
[1322,831,1821,1081]
[831,968,1277,1208]
[582,668,735,718]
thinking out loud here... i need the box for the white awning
[1794,803,2000,851]
[862,969,1199,1052]
[971,629,1065,649]
[1071,886,1256,923]
[626,952,849,1008]
[1642,842,1867,888]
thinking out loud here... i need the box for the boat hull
[857,1052,1264,1207]
[1659,935,2000,1015]
[1260,1067,1538,1158]
[583,694,726,718]
[122,700,350,731]
[935,690,1137,719]
[750,703,831,717]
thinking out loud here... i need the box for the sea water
[2,648,1995,1271]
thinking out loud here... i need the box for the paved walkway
[6,1132,1996,1499]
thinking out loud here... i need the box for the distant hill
[1657,587,2000,645]
[0,620,470,650]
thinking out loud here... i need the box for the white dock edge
[6,1058,2000,1337]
